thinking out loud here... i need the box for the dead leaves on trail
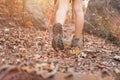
[0,26,120,80]
[0,62,59,80]
[0,0,120,80]
[0,64,118,80]
[0,7,120,79]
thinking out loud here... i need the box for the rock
[85,0,120,44]
[114,68,120,74]
[113,55,120,62]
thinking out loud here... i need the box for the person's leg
[56,0,70,25]
[52,0,70,51]
[71,0,84,49]
[73,0,84,39]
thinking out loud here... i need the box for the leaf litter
[0,0,119,79]
[0,25,119,80]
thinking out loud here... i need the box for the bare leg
[52,0,70,51]
[56,0,70,25]
[73,0,84,38]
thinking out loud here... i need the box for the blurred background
[0,0,120,45]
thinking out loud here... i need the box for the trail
[0,24,119,79]
[0,0,120,79]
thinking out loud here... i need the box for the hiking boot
[70,37,84,55]
[52,23,64,51]
[71,36,83,49]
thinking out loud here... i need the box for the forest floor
[0,1,120,79]
[0,24,120,80]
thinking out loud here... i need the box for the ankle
[74,35,82,39]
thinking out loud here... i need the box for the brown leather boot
[52,23,64,51]
[71,37,83,49]
[68,36,84,55]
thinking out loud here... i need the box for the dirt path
[0,24,120,79]
[0,0,120,79]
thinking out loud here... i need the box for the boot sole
[52,23,64,51]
